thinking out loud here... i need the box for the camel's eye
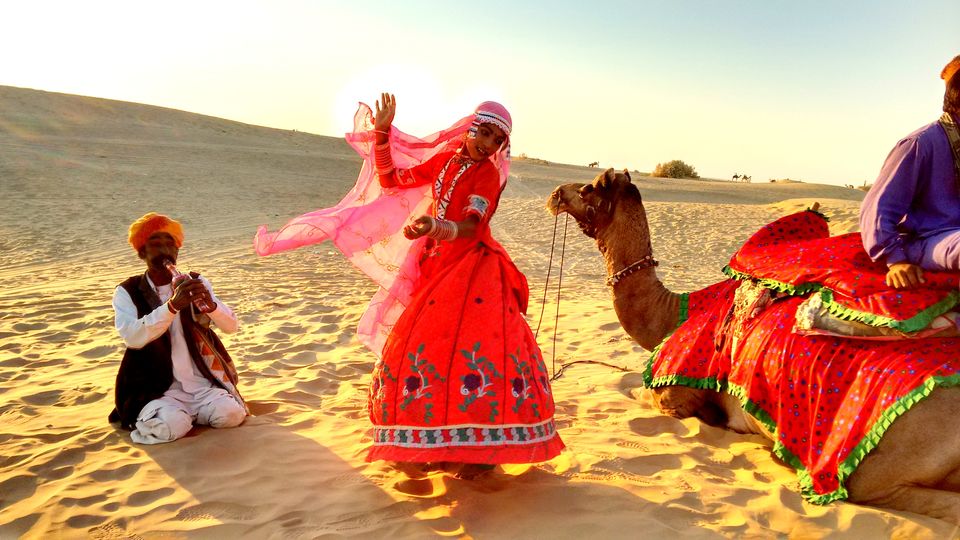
[578,184,594,198]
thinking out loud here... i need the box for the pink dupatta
[253,103,510,355]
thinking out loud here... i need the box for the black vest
[108,273,232,430]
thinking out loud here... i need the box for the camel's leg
[649,386,709,420]
[847,388,960,523]
[847,484,960,524]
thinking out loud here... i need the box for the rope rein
[536,210,632,381]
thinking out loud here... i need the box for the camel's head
[546,168,641,239]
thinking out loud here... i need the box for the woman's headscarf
[254,101,512,355]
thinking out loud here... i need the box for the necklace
[433,154,474,219]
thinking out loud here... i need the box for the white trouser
[130,385,245,445]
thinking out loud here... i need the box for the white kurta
[112,274,244,443]
[113,275,238,389]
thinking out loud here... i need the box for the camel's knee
[650,386,706,419]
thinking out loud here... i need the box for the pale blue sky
[3,1,958,185]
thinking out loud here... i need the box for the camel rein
[536,203,636,381]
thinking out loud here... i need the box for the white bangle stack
[426,218,458,241]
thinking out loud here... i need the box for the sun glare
[332,63,506,138]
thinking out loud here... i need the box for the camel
[546,168,960,523]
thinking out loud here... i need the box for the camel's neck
[598,221,681,351]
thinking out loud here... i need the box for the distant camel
[741,175,751,183]
[588,161,599,167]
[732,173,741,181]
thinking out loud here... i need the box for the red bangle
[167,302,178,314]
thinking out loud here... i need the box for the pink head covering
[471,101,512,136]
[254,99,513,355]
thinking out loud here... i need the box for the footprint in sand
[615,440,651,452]
[13,321,48,332]
[629,416,691,437]
[86,522,129,539]
[66,514,107,528]
[175,501,258,522]
[79,345,117,359]
[58,385,107,407]
[89,463,138,482]
[0,357,29,367]
[0,473,38,502]
[41,331,73,343]
[126,487,175,507]
[618,454,683,476]
[245,401,280,416]
[392,476,447,498]
[21,389,63,406]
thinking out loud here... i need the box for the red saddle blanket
[645,211,960,503]
[725,209,959,331]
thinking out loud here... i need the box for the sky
[3,0,958,186]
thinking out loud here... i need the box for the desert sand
[1,85,957,538]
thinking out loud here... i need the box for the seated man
[860,54,960,289]
[109,212,246,444]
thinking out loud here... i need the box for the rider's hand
[885,262,925,289]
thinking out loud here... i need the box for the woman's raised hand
[374,92,396,133]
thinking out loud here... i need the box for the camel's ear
[599,168,616,189]
[622,168,632,182]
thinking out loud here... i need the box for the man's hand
[169,278,211,312]
[374,92,396,141]
[886,262,925,289]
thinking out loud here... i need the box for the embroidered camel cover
[645,211,960,503]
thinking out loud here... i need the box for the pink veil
[253,102,510,355]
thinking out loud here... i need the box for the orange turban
[942,55,960,82]
[128,212,184,251]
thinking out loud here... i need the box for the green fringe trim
[677,292,690,326]
[819,288,960,333]
[642,293,690,388]
[721,265,821,297]
[721,266,960,332]
[645,370,960,504]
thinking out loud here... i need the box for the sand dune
[1,85,956,538]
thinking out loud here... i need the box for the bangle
[167,302,179,314]
[374,141,395,175]
[426,218,458,241]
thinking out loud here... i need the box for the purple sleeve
[859,137,925,265]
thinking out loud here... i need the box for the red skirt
[367,240,564,464]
